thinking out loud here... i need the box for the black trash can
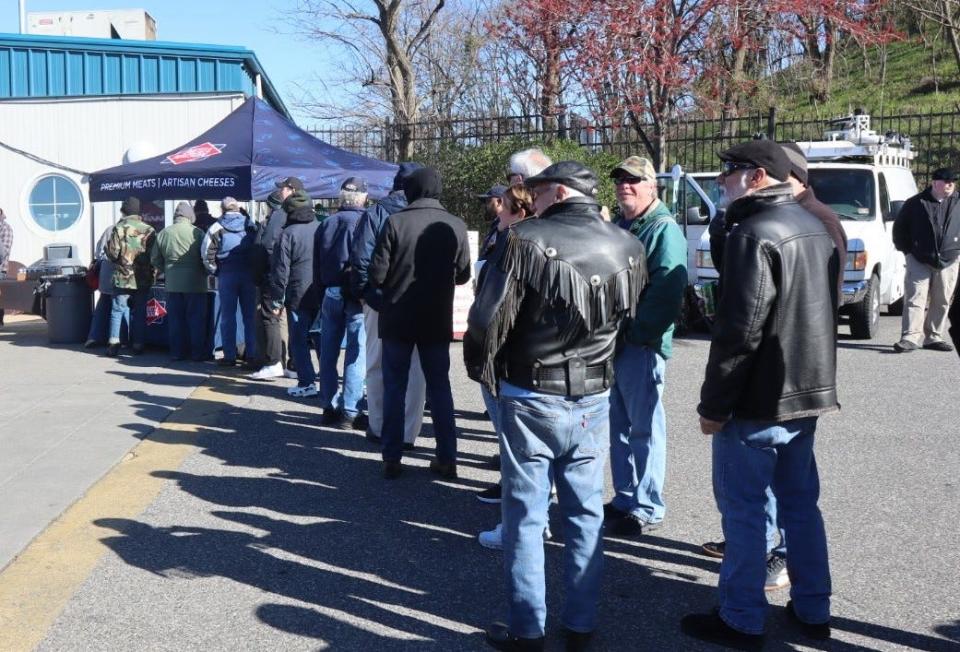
[45,275,93,344]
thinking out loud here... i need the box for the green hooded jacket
[151,208,207,294]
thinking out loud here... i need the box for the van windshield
[807,168,875,220]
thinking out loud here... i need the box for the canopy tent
[88,97,398,202]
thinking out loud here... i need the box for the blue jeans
[217,272,256,361]
[381,339,456,463]
[287,306,317,387]
[88,292,114,343]
[481,385,500,434]
[608,344,667,523]
[319,287,366,417]
[109,290,145,346]
[713,417,831,634]
[166,292,208,360]
[498,382,609,638]
[211,290,240,351]
[764,488,786,556]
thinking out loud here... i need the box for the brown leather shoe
[429,460,458,479]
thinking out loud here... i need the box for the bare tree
[904,0,960,75]
[288,0,448,158]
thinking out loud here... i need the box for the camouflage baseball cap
[610,156,656,181]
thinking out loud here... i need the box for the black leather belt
[505,359,612,397]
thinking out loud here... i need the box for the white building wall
[0,93,246,268]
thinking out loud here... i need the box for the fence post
[767,107,777,140]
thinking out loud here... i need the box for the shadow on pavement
[88,377,958,651]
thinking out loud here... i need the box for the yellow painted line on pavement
[0,378,233,652]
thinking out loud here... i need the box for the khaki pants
[901,254,960,345]
[364,304,425,444]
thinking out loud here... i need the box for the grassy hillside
[763,39,960,117]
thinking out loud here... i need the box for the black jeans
[256,296,287,367]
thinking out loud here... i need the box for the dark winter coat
[269,202,320,311]
[253,203,287,286]
[893,187,960,268]
[349,190,408,306]
[315,205,365,292]
[368,194,471,343]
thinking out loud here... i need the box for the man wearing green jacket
[151,201,209,361]
[605,156,688,537]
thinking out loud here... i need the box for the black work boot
[485,622,545,651]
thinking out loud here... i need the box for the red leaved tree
[496,0,589,134]
[575,0,726,169]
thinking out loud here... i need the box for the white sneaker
[478,522,552,550]
[283,368,298,379]
[247,362,284,381]
[287,384,318,397]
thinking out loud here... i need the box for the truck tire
[849,273,880,339]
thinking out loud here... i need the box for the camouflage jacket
[106,216,156,290]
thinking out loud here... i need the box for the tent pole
[255,74,263,99]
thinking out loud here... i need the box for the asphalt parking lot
[2,311,959,651]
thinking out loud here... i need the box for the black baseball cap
[524,161,598,197]
[932,167,957,182]
[341,176,368,192]
[275,176,304,191]
[477,184,508,200]
[718,140,791,182]
[780,142,808,185]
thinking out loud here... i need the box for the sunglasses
[720,161,756,177]
[613,175,648,185]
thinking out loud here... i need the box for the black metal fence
[309,108,960,186]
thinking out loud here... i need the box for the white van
[693,113,917,339]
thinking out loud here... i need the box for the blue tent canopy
[88,97,398,202]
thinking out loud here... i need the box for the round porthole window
[28,174,83,232]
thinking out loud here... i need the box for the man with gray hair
[507,148,553,185]
[465,161,646,650]
[203,197,258,366]
[314,177,369,429]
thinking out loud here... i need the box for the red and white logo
[146,298,167,325]
[164,142,226,166]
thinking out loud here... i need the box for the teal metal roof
[0,32,289,117]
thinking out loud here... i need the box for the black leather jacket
[698,184,840,422]
[464,197,647,397]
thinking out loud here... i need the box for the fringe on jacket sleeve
[475,232,647,393]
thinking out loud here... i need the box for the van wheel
[849,274,880,339]
[886,297,904,316]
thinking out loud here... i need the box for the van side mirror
[887,200,904,222]
[686,206,706,225]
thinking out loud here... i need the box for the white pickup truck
[692,113,917,339]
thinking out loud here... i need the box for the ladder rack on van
[794,111,914,167]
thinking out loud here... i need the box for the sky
[0,0,335,123]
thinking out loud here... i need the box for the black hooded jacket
[368,168,472,343]
[268,193,319,311]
